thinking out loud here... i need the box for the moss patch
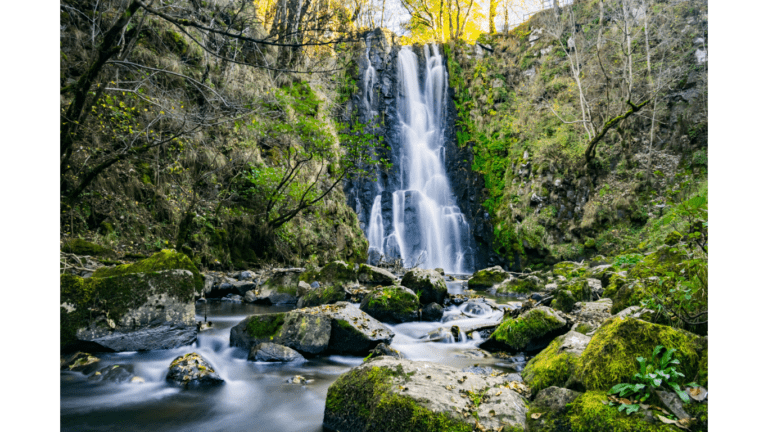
[521,337,577,396]
[496,278,538,295]
[486,308,564,352]
[364,286,419,313]
[572,317,702,391]
[301,285,346,307]
[93,249,203,292]
[468,268,508,288]
[62,239,111,256]
[245,313,286,339]
[567,391,677,432]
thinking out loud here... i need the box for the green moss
[365,286,419,313]
[301,285,346,307]
[552,290,577,312]
[488,308,564,351]
[245,313,285,339]
[336,319,354,330]
[325,364,475,432]
[572,317,702,391]
[62,239,110,256]
[568,391,676,432]
[93,249,203,293]
[574,323,591,334]
[697,349,708,387]
[468,268,508,288]
[602,274,626,299]
[496,278,537,295]
[60,269,196,350]
[521,338,577,396]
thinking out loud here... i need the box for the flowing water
[366,45,474,274]
[61,283,524,432]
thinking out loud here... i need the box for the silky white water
[366,45,473,273]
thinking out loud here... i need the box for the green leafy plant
[608,345,698,415]
[613,253,643,267]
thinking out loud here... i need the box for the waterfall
[365,44,474,274]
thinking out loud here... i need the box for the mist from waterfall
[366,44,474,274]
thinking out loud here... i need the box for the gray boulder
[166,352,224,388]
[357,264,397,285]
[61,269,197,352]
[323,357,528,432]
[248,342,305,362]
[88,364,135,383]
[467,266,508,289]
[401,268,447,305]
[421,302,443,321]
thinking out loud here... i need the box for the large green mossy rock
[323,357,528,432]
[93,249,203,292]
[401,268,447,305]
[61,265,198,352]
[467,266,508,289]
[570,317,707,391]
[230,302,394,356]
[252,268,305,304]
[480,307,567,353]
[309,261,359,287]
[526,386,582,432]
[522,331,591,397]
[360,286,420,323]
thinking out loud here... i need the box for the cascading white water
[366,44,473,274]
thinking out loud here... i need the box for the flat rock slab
[324,357,528,432]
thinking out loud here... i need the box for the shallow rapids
[61,283,524,432]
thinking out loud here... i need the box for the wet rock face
[88,364,135,383]
[343,33,501,270]
[323,357,528,432]
[166,353,224,388]
[248,343,305,363]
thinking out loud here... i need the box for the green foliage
[613,253,643,267]
[608,345,699,415]
[62,239,110,256]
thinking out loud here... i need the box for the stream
[60,280,523,431]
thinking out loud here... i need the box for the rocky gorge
[60,0,708,431]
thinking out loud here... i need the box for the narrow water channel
[61,280,523,431]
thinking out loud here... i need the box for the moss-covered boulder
[480,307,567,353]
[401,268,447,305]
[166,352,224,388]
[61,251,199,352]
[357,264,397,285]
[297,284,347,308]
[323,357,528,432]
[570,317,706,391]
[494,277,538,296]
[305,260,359,288]
[522,331,591,396]
[93,249,203,292]
[467,266,508,289]
[62,238,111,256]
[360,286,420,323]
[230,302,394,356]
